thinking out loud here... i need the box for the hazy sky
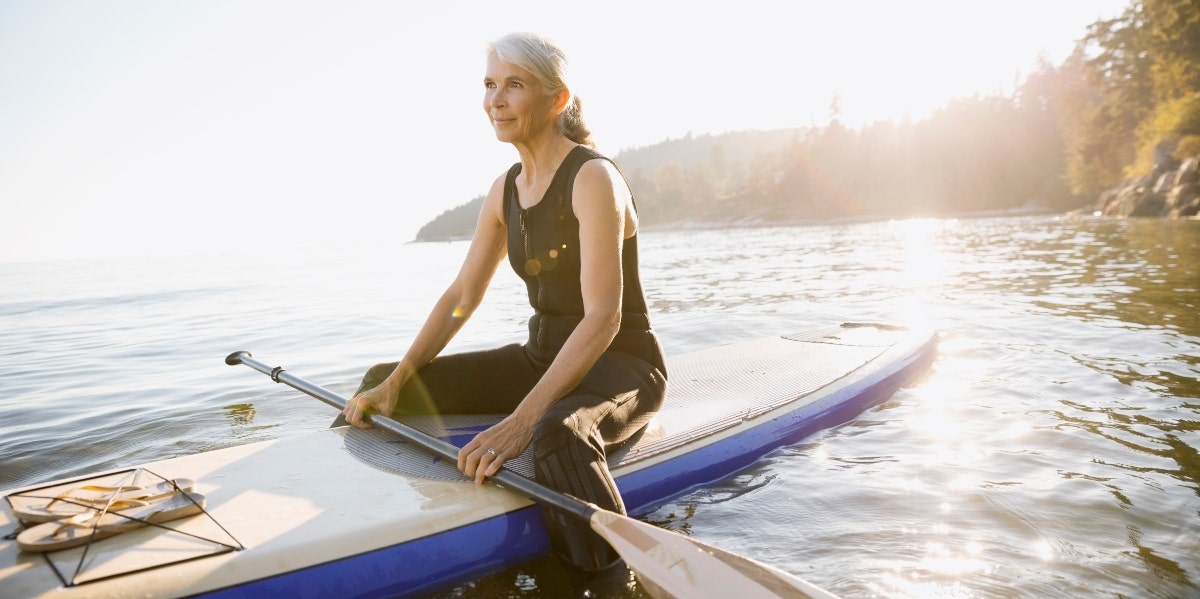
[0,0,1129,263]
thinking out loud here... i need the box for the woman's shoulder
[480,169,513,219]
[485,169,509,198]
[574,151,622,188]
[571,151,631,213]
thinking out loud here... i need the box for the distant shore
[412,204,1067,244]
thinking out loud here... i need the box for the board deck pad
[345,324,894,481]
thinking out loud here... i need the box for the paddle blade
[589,510,838,599]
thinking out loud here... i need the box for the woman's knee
[534,407,612,464]
[358,362,398,394]
[532,410,581,449]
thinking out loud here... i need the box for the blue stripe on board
[195,508,549,599]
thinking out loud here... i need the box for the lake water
[1,216,1197,598]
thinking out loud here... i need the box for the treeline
[1055,0,1200,200]
[415,0,1200,241]
[617,98,1072,226]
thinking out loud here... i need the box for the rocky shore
[1097,154,1200,218]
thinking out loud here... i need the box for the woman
[342,32,668,572]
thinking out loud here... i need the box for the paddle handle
[224,351,596,522]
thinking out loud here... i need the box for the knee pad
[354,363,396,396]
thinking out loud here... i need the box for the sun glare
[905,377,966,439]
[1034,539,1056,562]
[886,218,956,327]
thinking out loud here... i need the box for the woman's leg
[356,343,540,415]
[533,351,667,570]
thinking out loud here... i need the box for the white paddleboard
[0,322,936,598]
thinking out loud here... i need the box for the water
[1,216,1197,598]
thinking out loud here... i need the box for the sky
[0,0,1131,264]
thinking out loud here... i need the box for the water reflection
[1024,220,1199,337]
[223,403,257,426]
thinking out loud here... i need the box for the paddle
[226,350,838,599]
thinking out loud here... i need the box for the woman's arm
[459,159,629,481]
[343,173,510,427]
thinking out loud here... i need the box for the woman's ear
[553,88,571,116]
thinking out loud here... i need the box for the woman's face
[483,52,561,144]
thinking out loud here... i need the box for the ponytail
[559,96,593,147]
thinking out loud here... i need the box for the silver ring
[486,448,497,457]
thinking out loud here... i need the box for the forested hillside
[416,0,1200,242]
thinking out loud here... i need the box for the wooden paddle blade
[590,511,839,599]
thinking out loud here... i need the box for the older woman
[342,32,667,572]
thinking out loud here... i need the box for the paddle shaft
[224,351,596,522]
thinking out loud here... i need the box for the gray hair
[489,32,593,147]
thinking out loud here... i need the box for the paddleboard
[0,322,936,598]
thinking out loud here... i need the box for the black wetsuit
[355,146,668,570]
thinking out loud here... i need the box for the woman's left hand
[458,411,536,484]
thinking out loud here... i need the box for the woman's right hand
[342,376,401,429]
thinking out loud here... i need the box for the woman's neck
[513,133,577,182]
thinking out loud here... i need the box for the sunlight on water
[632,218,1198,599]
[905,378,970,440]
[895,218,950,283]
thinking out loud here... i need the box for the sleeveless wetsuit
[505,145,666,373]
[354,145,668,570]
